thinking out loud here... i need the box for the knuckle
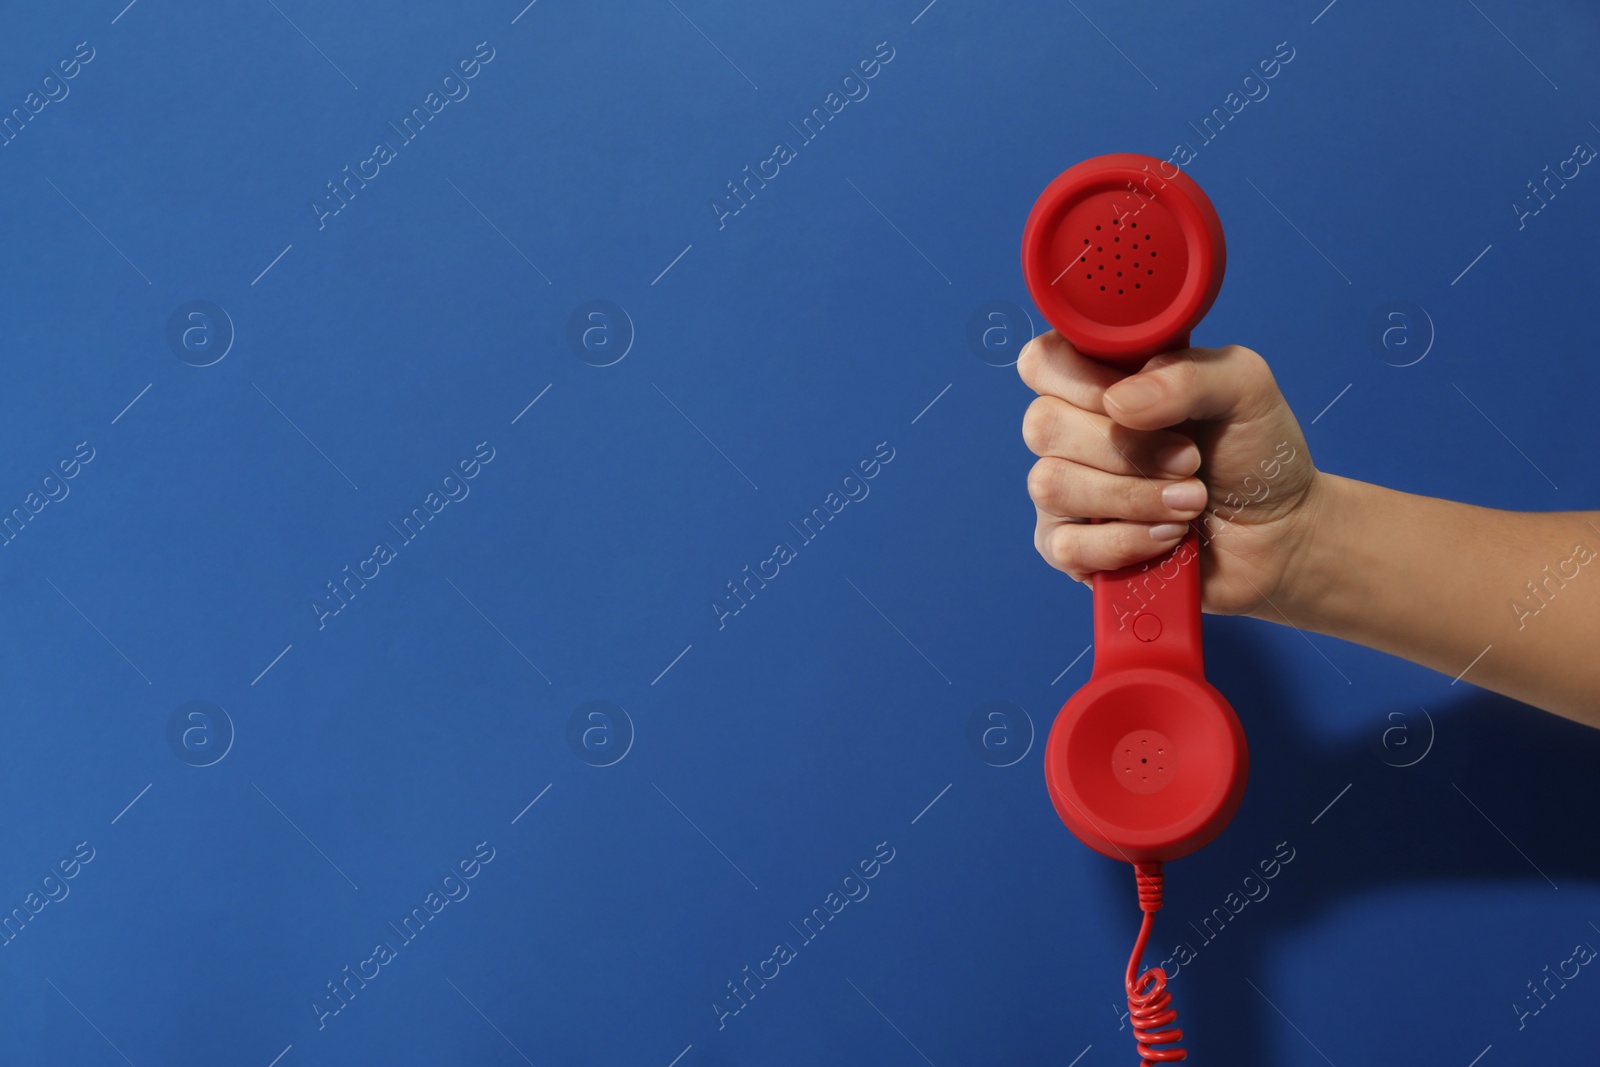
[1021,397,1056,455]
[1123,475,1154,518]
[1046,524,1082,572]
[1027,458,1065,510]
[1016,337,1041,385]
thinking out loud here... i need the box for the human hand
[1018,331,1322,617]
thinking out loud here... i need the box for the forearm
[1265,473,1600,725]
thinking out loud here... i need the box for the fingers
[1102,344,1283,431]
[1022,395,1199,478]
[1027,456,1208,523]
[1035,510,1189,581]
[1016,330,1125,415]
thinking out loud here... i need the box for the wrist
[1255,469,1359,628]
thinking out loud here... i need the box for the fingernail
[1149,523,1188,541]
[1161,482,1207,512]
[1154,442,1199,475]
[1107,378,1160,413]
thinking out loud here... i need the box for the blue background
[1,0,1597,1064]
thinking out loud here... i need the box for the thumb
[1101,344,1279,430]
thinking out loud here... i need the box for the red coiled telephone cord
[1125,862,1185,1062]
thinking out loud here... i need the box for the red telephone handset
[1021,153,1247,1063]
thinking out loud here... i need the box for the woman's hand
[1019,331,1323,617]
